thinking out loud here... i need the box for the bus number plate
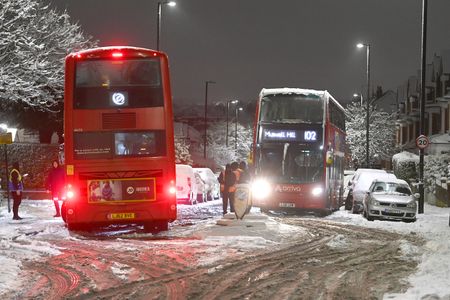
[279,203,295,208]
[109,213,135,220]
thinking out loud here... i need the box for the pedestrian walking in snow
[46,160,65,217]
[222,164,236,215]
[9,161,24,220]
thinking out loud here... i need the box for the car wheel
[403,218,416,223]
[345,195,352,210]
[367,213,374,221]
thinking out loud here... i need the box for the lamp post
[203,80,216,159]
[226,100,238,147]
[235,107,243,151]
[418,0,428,214]
[357,42,371,168]
[156,1,176,51]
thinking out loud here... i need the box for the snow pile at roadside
[327,204,450,299]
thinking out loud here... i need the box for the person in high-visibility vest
[9,161,24,220]
[227,162,241,213]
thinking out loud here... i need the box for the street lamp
[352,93,363,106]
[357,42,371,167]
[156,1,176,51]
[203,80,216,159]
[235,107,243,151]
[226,100,238,147]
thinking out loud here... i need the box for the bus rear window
[74,131,166,160]
[74,59,163,109]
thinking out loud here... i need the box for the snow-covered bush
[422,154,450,194]
[392,151,419,182]
[175,138,193,165]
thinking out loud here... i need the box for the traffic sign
[0,132,12,144]
[416,135,429,149]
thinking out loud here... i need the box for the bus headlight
[311,187,323,196]
[251,179,271,199]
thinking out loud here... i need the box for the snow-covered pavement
[327,205,450,300]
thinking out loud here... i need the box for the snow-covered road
[0,199,449,299]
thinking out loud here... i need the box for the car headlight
[251,179,271,199]
[311,187,323,196]
[407,201,416,208]
[371,199,380,206]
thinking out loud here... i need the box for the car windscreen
[74,58,163,109]
[74,130,166,160]
[259,94,324,124]
[259,144,323,183]
[372,182,411,195]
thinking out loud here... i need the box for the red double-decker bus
[62,46,176,231]
[251,88,346,215]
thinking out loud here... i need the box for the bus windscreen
[74,59,163,109]
[260,146,323,183]
[260,94,323,124]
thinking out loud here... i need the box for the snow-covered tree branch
[0,0,97,140]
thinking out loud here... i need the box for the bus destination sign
[262,129,318,142]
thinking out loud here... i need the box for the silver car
[363,179,417,222]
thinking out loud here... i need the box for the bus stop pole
[4,144,10,213]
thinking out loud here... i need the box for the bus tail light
[169,180,176,194]
[66,184,75,200]
[251,179,271,200]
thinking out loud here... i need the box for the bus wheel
[61,202,67,223]
[144,221,168,233]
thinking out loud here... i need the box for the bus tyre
[144,221,168,233]
[61,202,67,223]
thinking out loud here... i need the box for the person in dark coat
[9,161,24,220]
[46,160,65,217]
[218,164,228,204]
[223,164,237,214]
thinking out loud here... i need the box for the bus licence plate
[109,213,135,220]
[279,203,295,208]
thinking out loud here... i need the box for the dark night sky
[48,0,450,106]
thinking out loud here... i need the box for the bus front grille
[102,112,136,129]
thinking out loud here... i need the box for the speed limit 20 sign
[416,135,430,149]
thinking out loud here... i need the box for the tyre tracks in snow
[7,217,423,300]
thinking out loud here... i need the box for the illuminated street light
[226,100,238,147]
[357,42,371,167]
[352,93,363,106]
[156,1,176,51]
